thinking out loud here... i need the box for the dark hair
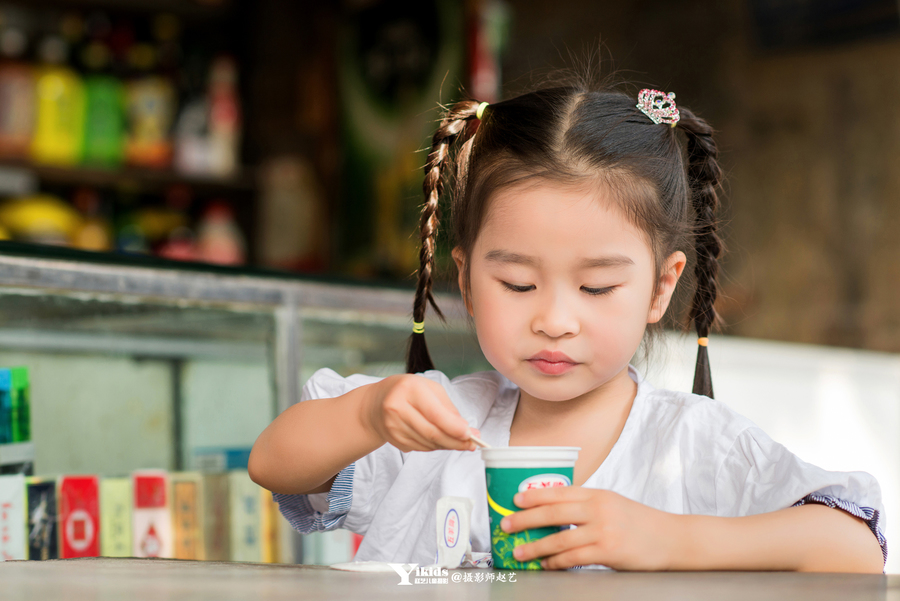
[406,74,724,398]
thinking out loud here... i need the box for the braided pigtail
[677,108,724,398]
[406,99,482,374]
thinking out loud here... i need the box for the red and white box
[59,475,101,558]
[132,470,172,558]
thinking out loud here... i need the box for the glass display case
[0,246,487,478]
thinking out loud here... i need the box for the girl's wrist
[661,512,697,570]
[357,376,391,444]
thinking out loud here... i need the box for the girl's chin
[516,379,592,403]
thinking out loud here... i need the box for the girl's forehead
[480,182,635,238]
[475,182,652,263]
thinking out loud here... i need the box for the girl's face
[452,180,685,403]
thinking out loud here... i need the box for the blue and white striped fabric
[792,493,887,566]
[272,463,355,532]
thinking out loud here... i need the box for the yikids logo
[388,564,449,585]
[518,474,571,492]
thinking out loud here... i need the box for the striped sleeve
[272,462,356,533]
[791,492,887,569]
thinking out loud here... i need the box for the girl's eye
[582,286,616,296]
[501,282,534,293]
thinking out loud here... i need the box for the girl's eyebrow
[483,249,634,269]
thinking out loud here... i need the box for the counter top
[0,558,894,601]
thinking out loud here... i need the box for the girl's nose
[531,289,580,338]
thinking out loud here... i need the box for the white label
[517,474,571,492]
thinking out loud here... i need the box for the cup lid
[480,446,580,466]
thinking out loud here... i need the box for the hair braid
[677,108,724,398]
[406,99,482,374]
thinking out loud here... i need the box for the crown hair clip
[636,89,680,127]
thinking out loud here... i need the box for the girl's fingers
[394,424,437,452]
[403,404,475,451]
[412,386,472,443]
[508,522,592,564]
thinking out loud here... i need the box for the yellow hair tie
[698,337,709,347]
[413,321,425,334]
[476,101,489,120]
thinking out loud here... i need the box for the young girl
[249,76,886,572]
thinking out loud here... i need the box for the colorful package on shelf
[302,529,355,566]
[100,477,132,558]
[0,474,27,560]
[228,469,262,562]
[260,486,281,563]
[132,469,172,558]
[1,467,310,563]
[192,447,252,472]
[202,472,231,561]
[26,476,58,560]
[171,471,205,560]
[0,370,11,444]
[59,475,100,558]
[10,367,29,443]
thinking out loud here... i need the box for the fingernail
[501,518,510,531]
[514,493,523,505]
[514,547,524,559]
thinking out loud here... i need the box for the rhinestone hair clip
[636,89,680,127]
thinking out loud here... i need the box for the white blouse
[273,365,886,569]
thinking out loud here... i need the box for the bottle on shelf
[0,25,36,159]
[31,35,86,166]
[206,55,241,177]
[196,200,245,265]
[124,41,176,169]
[156,184,197,261]
[0,193,83,245]
[80,35,125,167]
[71,187,112,251]
[174,54,242,178]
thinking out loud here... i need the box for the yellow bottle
[31,36,86,165]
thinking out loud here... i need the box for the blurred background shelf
[0,441,35,467]
[0,160,256,195]
[21,0,239,21]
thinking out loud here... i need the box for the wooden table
[1,558,896,600]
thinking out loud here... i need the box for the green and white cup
[482,446,580,570]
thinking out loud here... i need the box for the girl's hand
[499,487,681,571]
[363,374,479,453]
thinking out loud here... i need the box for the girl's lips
[527,358,577,375]
[528,350,576,363]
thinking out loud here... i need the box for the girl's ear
[647,251,687,324]
[451,247,473,316]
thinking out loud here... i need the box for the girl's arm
[249,373,477,496]
[675,503,884,573]
[248,379,387,495]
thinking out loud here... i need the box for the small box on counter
[132,470,172,559]
[59,475,101,559]
[100,477,132,558]
[26,477,58,560]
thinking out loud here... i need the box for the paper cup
[482,446,580,570]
